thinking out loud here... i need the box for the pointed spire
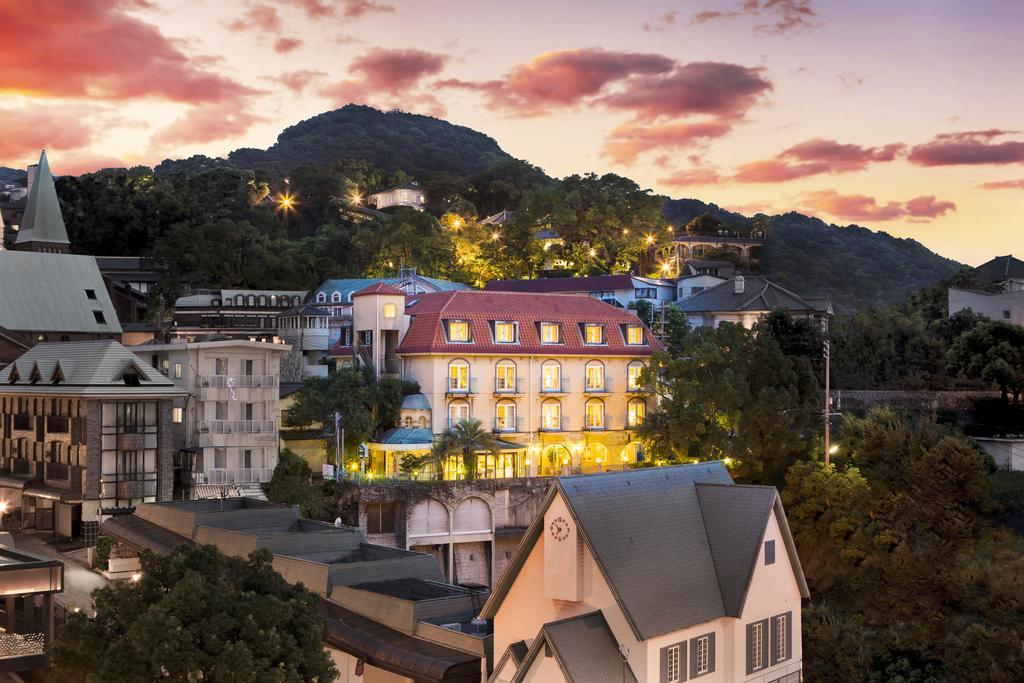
[15,149,70,251]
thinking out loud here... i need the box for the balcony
[584,419,607,431]
[445,377,478,396]
[626,380,652,394]
[197,375,279,401]
[584,377,612,394]
[493,417,523,433]
[540,377,570,394]
[100,472,157,499]
[196,468,274,485]
[539,416,570,432]
[199,420,276,434]
[493,377,523,395]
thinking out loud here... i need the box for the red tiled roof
[484,274,635,294]
[398,291,660,355]
[351,283,406,297]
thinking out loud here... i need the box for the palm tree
[424,436,453,482]
[446,418,501,480]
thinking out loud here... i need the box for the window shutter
[785,610,793,661]
[688,637,699,679]
[770,615,779,665]
[660,645,669,683]
[679,641,687,681]
[708,633,716,674]
[745,623,754,675]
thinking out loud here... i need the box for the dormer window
[626,324,644,345]
[122,372,141,386]
[316,292,326,303]
[494,322,516,343]
[540,323,560,344]
[331,292,342,303]
[584,324,604,345]
[85,289,97,300]
[93,311,106,324]
[447,321,470,343]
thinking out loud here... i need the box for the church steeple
[15,150,70,254]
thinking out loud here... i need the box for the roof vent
[734,275,745,295]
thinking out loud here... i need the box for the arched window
[541,360,562,392]
[409,499,450,535]
[585,398,605,429]
[585,360,605,391]
[495,360,517,393]
[542,444,572,476]
[447,400,470,428]
[292,296,301,306]
[235,294,244,306]
[258,296,267,307]
[246,295,255,306]
[270,295,277,306]
[584,443,608,468]
[331,292,341,303]
[418,416,427,428]
[383,302,397,319]
[541,399,561,431]
[454,497,492,534]
[628,398,646,428]
[495,400,516,432]
[627,361,646,391]
[447,359,470,392]
[316,292,326,303]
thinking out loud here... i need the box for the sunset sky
[2,0,1023,264]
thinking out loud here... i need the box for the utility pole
[823,339,831,466]
[334,412,342,481]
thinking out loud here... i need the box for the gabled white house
[482,462,809,683]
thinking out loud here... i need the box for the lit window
[383,302,397,319]
[495,401,516,431]
[540,323,560,344]
[448,400,469,425]
[696,635,711,675]
[775,615,787,663]
[494,322,516,343]
[171,407,183,424]
[496,362,516,392]
[585,399,604,429]
[751,622,764,670]
[448,361,469,391]
[627,363,645,390]
[541,400,561,430]
[666,644,680,683]
[541,363,561,391]
[584,324,604,344]
[585,362,604,391]
[174,363,182,380]
[626,325,644,345]
[448,321,470,342]
[628,399,646,427]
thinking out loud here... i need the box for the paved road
[10,533,109,615]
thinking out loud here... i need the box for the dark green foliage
[228,105,513,178]
[784,409,1024,682]
[266,449,340,520]
[0,166,26,185]
[51,544,336,682]
[948,319,1024,403]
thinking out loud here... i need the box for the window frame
[585,360,605,391]
[666,644,681,683]
[495,400,516,432]
[584,398,605,430]
[540,399,561,430]
[625,324,645,345]
[627,361,645,391]
[583,323,605,345]
[627,398,646,427]
[764,539,776,565]
[495,360,517,392]
[540,361,562,392]
[539,322,560,344]
[383,302,398,319]
[494,321,517,344]
[447,360,470,392]
[447,320,471,343]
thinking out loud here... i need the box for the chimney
[734,275,745,295]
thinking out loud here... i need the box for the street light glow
[491,230,501,241]
[275,191,296,213]
[588,247,597,257]
[645,234,655,245]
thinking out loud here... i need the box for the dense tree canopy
[52,544,336,682]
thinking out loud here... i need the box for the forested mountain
[0,167,26,185]
[227,105,513,178]
[663,198,962,312]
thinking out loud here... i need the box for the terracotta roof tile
[398,291,660,355]
[352,283,406,298]
[484,274,635,294]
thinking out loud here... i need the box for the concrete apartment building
[171,289,306,343]
[948,254,1024,326]
[131,340,287,499]
[484,463,808,683]
[103,498,489,682]
[0,341,182,539]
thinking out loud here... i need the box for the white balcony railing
[198,420,276,434]
[196,468,274,484]
[198,375,278,388]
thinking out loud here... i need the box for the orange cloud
[151,102,268,148]
[602,121,732,164]
[659,167,725,187]
[980,178,1024,190]
[270,70,329,93]
[321,48,448,108]
[800,189,956,222]
[227,4,281,33]
[734,138,904,182]
[0,107,95,161]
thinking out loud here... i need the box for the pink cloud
[273,37,303,54]
[0,0,257,105]
[735,137,904,182]
[151,102,267,147]
[908,130,1024,166]
[227,4,281,33]
[691,0,819,36]
[602,121,732,164]
[284,0,393,18]
[342,0,395,17]
[321,48,449,114]
[800,189,956,222]
[270,69,328,93]
[0,107,95,161]
[980,178,1024,190]
[658,167,725,187]
[643,10,678,32]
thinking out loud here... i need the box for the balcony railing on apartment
[198,420,277,434]
[198,374,278,389]
[493,417,524,433]
[446,377,478,395]
[100,472,157,500]
[195,468,274,485]
[493,377,523,394]
[540,377,570,394]
[539,416,570,432]
[584,377,613,393]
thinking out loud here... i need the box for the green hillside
[0,167,26,185]
[227,105,513,178]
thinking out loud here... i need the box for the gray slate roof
[678,275,830,315]
[0,340,182,396]
[15,150,69,247]
[0,252,122,333]
[481,461,810,641]
[975,254,1024,282]
[535,611,638,683]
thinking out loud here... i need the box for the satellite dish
[334,517,342,528]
